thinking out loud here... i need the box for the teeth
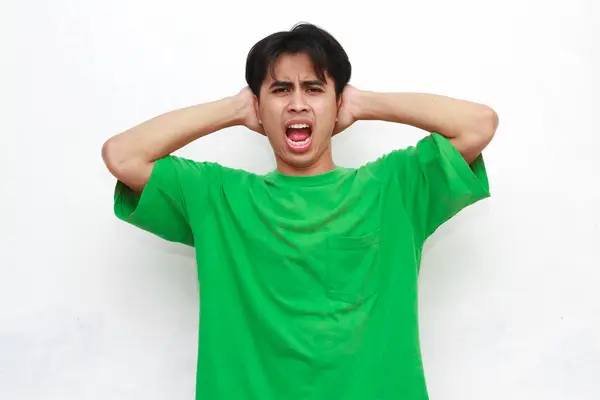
[287,136,310,146]
[288,123,309,129]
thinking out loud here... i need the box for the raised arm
[101,88,262,193]
[336,85,497,242]
[335,85,499,164]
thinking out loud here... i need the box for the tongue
[287,128,311,141]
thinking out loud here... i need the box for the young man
[102,23,498,400]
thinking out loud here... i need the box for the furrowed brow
[269,80,325,89]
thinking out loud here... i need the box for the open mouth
[285,122,312,151]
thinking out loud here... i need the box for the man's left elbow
[460,106,498,161]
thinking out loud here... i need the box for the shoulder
[357,132,469,177]
[154,155,257,185]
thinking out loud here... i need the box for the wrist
[224,94,247,127]
[354,90,379,121]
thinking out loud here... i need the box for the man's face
[254,52,340,175]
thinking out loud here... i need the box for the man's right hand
[234,87,265,135]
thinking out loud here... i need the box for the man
[102,22,498,400]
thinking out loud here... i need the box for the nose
[287,90,309,113]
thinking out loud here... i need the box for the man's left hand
[333,84,363,136]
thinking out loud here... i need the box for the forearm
[355,91,498,163]
[357,91,497,140]
[103,96,243,167]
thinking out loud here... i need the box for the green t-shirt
[113,132,490,400]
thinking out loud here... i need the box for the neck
[275,148,336,177]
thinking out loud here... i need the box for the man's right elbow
[102,137,125,178]
[102,138,151,193]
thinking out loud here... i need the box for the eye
[273,88,290,93]
[307,87,323,93]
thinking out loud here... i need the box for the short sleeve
[113,155,220,246]
[367,132,490,243]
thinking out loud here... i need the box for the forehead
[263,53,329,84]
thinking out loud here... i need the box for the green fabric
[113,132,490,399]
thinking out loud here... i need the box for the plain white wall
[1,1,599,399]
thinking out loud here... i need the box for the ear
[253,94,262,124]
[335,96,343,121]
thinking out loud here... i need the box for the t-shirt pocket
[325,230,381,304]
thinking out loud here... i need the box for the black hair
[245,22,351,99]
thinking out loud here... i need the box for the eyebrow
[269,80,325,89]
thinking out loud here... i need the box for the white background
[2,1,599,399]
